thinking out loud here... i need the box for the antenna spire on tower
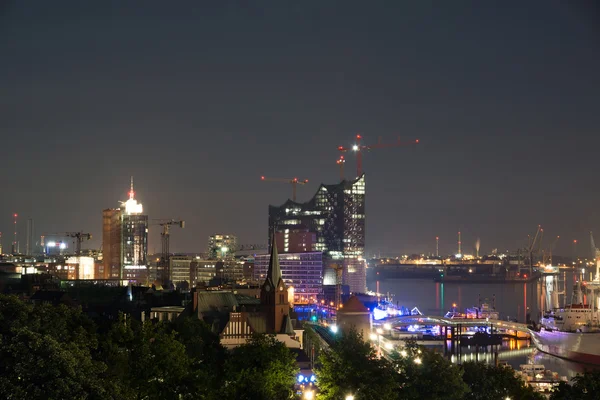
[129,176,135,200]
[458,231,462,255]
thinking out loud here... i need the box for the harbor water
[369,270,599,379]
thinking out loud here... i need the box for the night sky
[1,1,599,257]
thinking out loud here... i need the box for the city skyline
[1,1,599,256]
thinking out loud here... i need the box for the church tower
[261,234,290,333]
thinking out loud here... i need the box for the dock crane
[590,232,600,279]
[260,176,308,202]
[337,134,419,177]
[542,235,560,266]
[525,225,542,276]
[152,219,185,284]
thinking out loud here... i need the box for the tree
[316,329,398,400]
[0,294,115,399]
[550,370,600,400]
[99,316,193,400]
[222,334,299,400]
[393,340,468,400]
[461,362,543,400]
[170,317,225,399]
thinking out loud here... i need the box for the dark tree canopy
[461,362,543,400]
[550,370,600,400]
[222,334,299,400]
[316,329,398,400]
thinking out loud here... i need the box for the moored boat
[529,278,600,365]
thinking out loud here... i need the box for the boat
[465,302,500,320]
[529,277,600,365]
[444,296,500,320]
[514,363,567,395]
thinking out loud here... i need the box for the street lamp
[345,395,354,400]
[303,390,314,399]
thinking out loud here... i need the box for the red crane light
[337,134,419,177]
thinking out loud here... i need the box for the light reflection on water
[371,272,597,378]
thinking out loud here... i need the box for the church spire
[266,232,281,285]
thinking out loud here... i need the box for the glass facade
[268,175,366,293]
[253,251,323,303]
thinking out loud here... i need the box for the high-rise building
[268,174,366,293]
[274,228,316,253]
[102,178,148,283]
[208,234,237,259]
[254,251,322,304]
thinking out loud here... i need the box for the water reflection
[372,270,589,377]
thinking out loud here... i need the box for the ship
[529,273,600,365]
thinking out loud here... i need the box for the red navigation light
[260,176,265,180]
[338,146,344,150]
[13,213,17,217]
[356,134,362,139]
[524,274,528,278]
[415,139,420,143]
[304,179,308,183]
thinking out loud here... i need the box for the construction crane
[337,134,419,177]
[260,176,308,202]
[152,219,185,284]
[44,231,92,255]
[336,156,346,180]
[45,232,92,279]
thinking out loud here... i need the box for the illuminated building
[253,251,322,303]
[208,234,237,259]
[268,175,366,293]
[274,228,316,253]
[102,178,148,283]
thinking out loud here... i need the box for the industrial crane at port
[260,176,308,202]
[542,235,560,266]
[152,219,185,284]
[337,134,419,177]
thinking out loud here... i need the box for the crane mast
[153,219,185,285]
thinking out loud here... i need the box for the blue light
[310,315,317,322]
[297,375,305,383]
[310,375,316,382]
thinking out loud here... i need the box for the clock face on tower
[264,284,271,292]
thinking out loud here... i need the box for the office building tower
[268,174,366,293]
[102,178,148,283]
[254,251,323,304]
[208,234,237,259]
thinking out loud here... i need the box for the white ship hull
[529,328,600,365]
